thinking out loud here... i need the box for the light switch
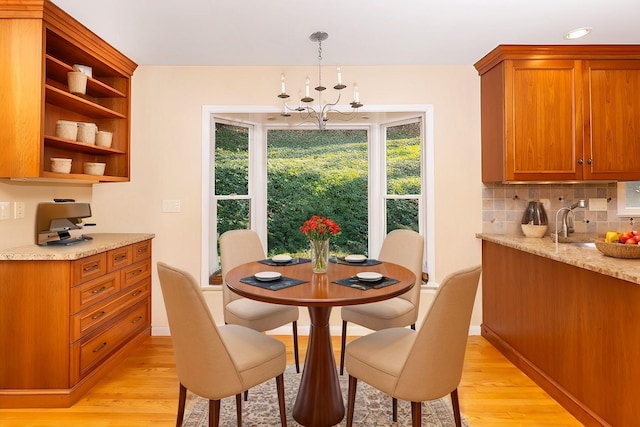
[162,199,181,213]
[588,198,608,212]
[14,202,25,219]
[0,202,9,220]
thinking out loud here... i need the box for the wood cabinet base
[482,240,640,427]
[0,329,148,408]
[481,325,607,427]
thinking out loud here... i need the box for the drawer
[107,245,133,272]
[71,272,120,313]
[71,277,151,342]
[121,259,151,288]
[74,300,149,379]
[71,252,108,286]
[132,240,152,263]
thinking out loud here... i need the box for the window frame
[202,105,435,287]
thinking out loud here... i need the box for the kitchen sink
[565,242,596,248]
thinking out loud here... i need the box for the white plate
[271,254,292,263]
[254,271,282,281]
[345,254,367,263]
[356,272,383,282]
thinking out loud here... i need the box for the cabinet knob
[587,158,593,165]
[578,159,584,165]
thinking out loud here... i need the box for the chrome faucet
[555,200,587,239]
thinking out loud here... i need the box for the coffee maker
[35,201,94,246]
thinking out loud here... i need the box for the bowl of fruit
[594,231,640,258]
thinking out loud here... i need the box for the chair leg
[450,388,462,427]
[243,390,248,401]
[411,323,416,330]
[276,373,288,427]
[176,383,187,427]
[292,320,300,373]
[411,401,421,427]
[346,375,358,427]
[340,320,348,375]
[209,399,221,427]
[392,397,398,422]
[235,393,242,427]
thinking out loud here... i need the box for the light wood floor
[0,335,581,426]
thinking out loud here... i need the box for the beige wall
[0,64,483,335]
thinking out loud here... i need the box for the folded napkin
[258,258,311,267]
[330,257,382,266]
[333,276,399,290]
[240,275,307,290]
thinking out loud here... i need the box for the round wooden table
[225,259,415,427]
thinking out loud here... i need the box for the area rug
[182,365,470,426]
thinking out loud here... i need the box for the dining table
[225,257,416,427]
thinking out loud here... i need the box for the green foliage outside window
[214,123,421,258]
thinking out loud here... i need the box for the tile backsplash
[482,182,638,236]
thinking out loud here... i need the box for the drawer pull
[131,315,143,324]
[115,254,128,262]
[131,268,144,277]
[91,311,107,320]
[83,263,100,273]
[137,247,148,255]
[131,290,143,297]
[93,342,108,353]
[91,286,108,294]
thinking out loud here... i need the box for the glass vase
[521,201,549,238]
[310,239,330,273]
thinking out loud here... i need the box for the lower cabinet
[482,240,640,427]
[0,239,152,408]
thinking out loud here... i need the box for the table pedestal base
[293,306,345,427]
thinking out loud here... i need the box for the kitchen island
[0,233,154,408]
[478,234,640,427]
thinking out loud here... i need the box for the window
[203,106,434,286]
[212,121,252,249]
[384,120,422,233]
[266,129,369,256]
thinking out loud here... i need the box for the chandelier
[278,31,363,130]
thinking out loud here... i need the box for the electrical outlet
[0,202,9,220]
[588,198,608,212]
[14,202,25,219]
[162,199,181,213]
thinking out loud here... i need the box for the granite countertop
[477,233,640,285]
[0,233,155,261]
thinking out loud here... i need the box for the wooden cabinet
[474,45,640,182]
[482,241,640,426]
[0,239,152,408]
[0,0,137,182]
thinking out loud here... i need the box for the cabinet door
[583,60,640,180]
[506,60,583,181]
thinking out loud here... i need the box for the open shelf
[46,55,126,99]
[44,135,126,155]
[45,85,126,119]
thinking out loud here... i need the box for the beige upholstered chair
[339,229,424,375]
[344,265,482,427]
[219,229,300,373]
[157,262,288,427]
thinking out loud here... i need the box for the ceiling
[51,0,640,67]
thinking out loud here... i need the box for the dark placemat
[258,258,311,267]
[330,257,382,266]
[333,276,399,290]
[240,275,307,290]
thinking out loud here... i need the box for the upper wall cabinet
[474,45,640,183]
[0,1,137,182]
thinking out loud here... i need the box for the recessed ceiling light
[564,27,592,40]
